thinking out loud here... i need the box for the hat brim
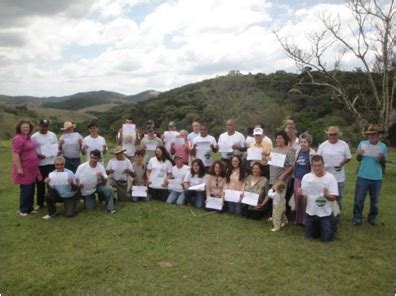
[114,149,126,154]
[61,124,76,130]
[363,130,382,134]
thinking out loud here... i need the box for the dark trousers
[149,188,169,202]
[305,214,336,242]
[36,164,55,207]
[19,183,35,213]
[45,188,78,217]
[64,157,81,173]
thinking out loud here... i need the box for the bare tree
[275,0,395,136]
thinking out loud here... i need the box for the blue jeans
[226,201,241,214]
[337,181,345,211]
[184,190,205,209]
[167,191,185,205]
[305,214,336,242]
[83,184,114,211]
[353,177,382,224]
[19,183,35,213]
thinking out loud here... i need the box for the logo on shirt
[315,196,326,207]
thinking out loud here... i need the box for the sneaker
[19,211,28,217]
[271,228,280,232]
[281,221,288,228]
[42,213,57,220]
[108,209,117,214]
[31,210,38,214]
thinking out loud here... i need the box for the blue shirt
[50,168,78,198]
[295,150,311,179]
[357,140,387,180]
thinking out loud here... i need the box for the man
[106,146,134,202]
[217,119,245,164]
[317,126,351,211]
[31,119,58,209]
[116,117,138,163]
[59,121,83,173]
[42,156,79,219]
[75,149,116,213]
[353,124,387,226]
[187,121,201,142]
[301,155,338,242]
[82,121,107,163]
[140,128,163,164]
[191,124,218,170]
[248,127,273,179]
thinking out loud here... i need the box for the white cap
[253,127,263,136]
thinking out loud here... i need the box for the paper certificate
[164,131,178,142]
[132,186,148,197]
[218,143,233,153]
[150,176,166,188]
[247,148,263,161]
[48,172,69,186]
[167,179,183,191]
[122,123,136,137]
[302,180,324,196]
[146,141,158,151]
[361,144,381,157]
[64,137,77,145]
[224,189,242,203]
[188,182,206,191]
[174,137,185,146]
[268,152,286,168]
[241,192,259,206]
[41,143,59,157]
[206,197,223,210]
[323,154,343,167]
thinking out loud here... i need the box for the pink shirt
[11,134,41,185]
[171,140,190,165]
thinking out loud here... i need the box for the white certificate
[206,197,223,210]
[150,176,166,189]
[247,148,263,161]
[196,141,211,151]
[132,186,147,197]
[241,191,259,206]
[218,143,233,153]
[302,180,324,196]
[174,137,185,147]
[188,182,206,191]
[146,140,158,151]
[164,131,178,142]
[79,174,98,191]
[361,144,381,157]
[64,137,77,145]
[167,179,183,191]
[41,143,59,157]
[224,189,242,203]
[323,154,343,167]
[48,172,69,186]
[122,123,136,137]
[268,152,286,168]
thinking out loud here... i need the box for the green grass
[1,140,395,295]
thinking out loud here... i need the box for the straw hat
[325,126,342,136]
[363,124,383,135]
[61,121,76,130]
[113,146,126,154]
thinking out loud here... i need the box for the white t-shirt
[170,165,190,192]
[106,158,133,182]
[147,157,172,189]
[192,135,217,167]
[82,135,107,161]
[184,171,206,187]
[75,161,108,196]
[60,132,82,159]
[301,172,338,217]
[218,131,245,159]
[317,140,351,182]
[31,131,58,166]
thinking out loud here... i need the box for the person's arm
[12,152,23,175]
[323,188,337,202]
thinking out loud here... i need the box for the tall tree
[275,0,395,136]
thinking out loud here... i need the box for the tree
[275,0,395,136]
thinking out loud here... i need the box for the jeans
[166,191,185,205]
[19,183,35,213]
[36,164,55,207]
[83,184,114,211]
[337,181,345,211]
[45,188,78,217]
[64,157,81,173]
[226,201,241,214]
[305,214,336,242]
[184,190,205,209]
[353,177,382,224]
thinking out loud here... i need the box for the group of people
[11,116,387,242]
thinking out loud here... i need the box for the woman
[223,155,246,214]
[293,132,316,225]
[205,160,226,212]
[183,159,206,208]
[242,162,269,219]
[268,130,295,215]
[11,119,42,216]
[146,146,173,201]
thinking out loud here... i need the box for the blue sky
[0,0,364,97]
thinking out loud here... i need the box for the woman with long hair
[223,155,245,214]
[183,158,206,208]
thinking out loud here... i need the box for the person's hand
[67,177,73,184]
[141,144,147,150]
[78,182,84,189]
[357,148,364,156]
[323,188,329,197]
[82,144,89,150]
[17,168,24,175]
[378,152,385,160]
[107,169,115,174]
[44,177,50,184]
[59,139,65,146]
[123,169,130,174]
[78,138,82,145]
[297,188,303,196]
[232,144,240,149]
[38,153,45,160]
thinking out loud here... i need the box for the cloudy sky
[0,0,366,97]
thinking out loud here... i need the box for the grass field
[0,140,395,295]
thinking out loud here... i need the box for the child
[267,181,288,231]
[131,149,148,202]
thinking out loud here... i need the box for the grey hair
[299,132,313,145]
[54,156,66,164]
